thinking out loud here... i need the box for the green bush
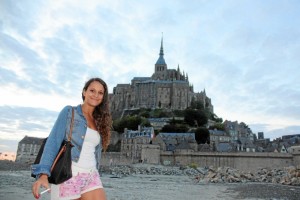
[188,163,198,169]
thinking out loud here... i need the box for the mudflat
[0,170,299,200]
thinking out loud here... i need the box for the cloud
[1,0,300,152]
[250,123,300,140]
[0,139,20,153]
[0,106,60,152]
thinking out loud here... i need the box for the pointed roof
[155,36,167,65]
[199,143,211,152]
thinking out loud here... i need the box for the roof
[209,129,227,135]
[159,132,195,139]
[132,77,151,81]
[137,79,188,84]
[216,142,232,152]
[19,136,44,145]
[175,140,192,150]
[116,84,130,87]
[199,143,211,152]
[124,127,154,138]
[156,56,166,65]
[148,118,170,122]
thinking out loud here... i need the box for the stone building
[209,129,231,144]
[223,120,255,142]
[141,144,160,164]
[121,126,154,162]
[109,37,213,118]
[152,132,197,152]
[16,136,44,163]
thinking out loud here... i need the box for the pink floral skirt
[51,170,103,200]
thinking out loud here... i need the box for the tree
[161,124,188,133]
[194,127,210,144]
[209,122,224,131]
[190,98,204,110]
[151,109,168,118]
[184,109,208,127]
[137,108,151,118]
[113,116,150,133]
[211,113,223,123]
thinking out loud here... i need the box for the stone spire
[155,34,166,65]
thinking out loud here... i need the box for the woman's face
[83,81,105,107]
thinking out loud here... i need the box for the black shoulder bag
[31,107,74,184]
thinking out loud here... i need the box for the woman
[31,77,112,200]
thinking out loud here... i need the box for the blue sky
[1,0,300,153]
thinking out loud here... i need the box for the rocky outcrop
[100,165,300,186]
[2,160,299,186]
[196,166,300,186]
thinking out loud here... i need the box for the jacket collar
[76,104,84,117]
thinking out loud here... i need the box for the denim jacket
[31,104,102,178]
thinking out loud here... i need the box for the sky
[1,0,300,153]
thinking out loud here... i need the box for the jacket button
[81,136,84,139]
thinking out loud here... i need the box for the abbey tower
[109,37,213,118]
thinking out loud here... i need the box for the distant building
[109,37,213,119]
[290,146,300,154]
[216,142,233,152]
[223,120,239,140]
[255,138,270,145]
[258,132,264,140]
[282,134,300,141]
[198,143,212,152]
[278,144,289,153]
[121,126,154,162]
[152,132,197,152]
[223,120,255,142]
[16,136,44,164]
[209,129,231,144]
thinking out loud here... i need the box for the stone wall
[160,152,295,172]
[101,145,160,166]
[101,152,132,166]
[141,144,160,164]
[100,147,300,172]
[291,146,300,168]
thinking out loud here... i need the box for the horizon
[1,0,300,153]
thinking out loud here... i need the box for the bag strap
[67,107,75,142]
[49,108,74,173]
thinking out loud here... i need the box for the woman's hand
[32,174,50,199]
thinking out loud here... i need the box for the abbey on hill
[109,38,213,118]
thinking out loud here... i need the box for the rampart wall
[101,151,300,172]
[160,152,295,172]
[101,152,132,166]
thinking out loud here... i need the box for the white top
[72,127,100,173]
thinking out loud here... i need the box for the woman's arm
[31,105,71,177]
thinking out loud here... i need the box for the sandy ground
[0,170,299,200]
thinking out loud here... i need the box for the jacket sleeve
[31,106,71,178]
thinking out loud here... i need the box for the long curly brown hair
[82,78,112,151]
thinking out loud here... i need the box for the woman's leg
[81,188,106,200]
